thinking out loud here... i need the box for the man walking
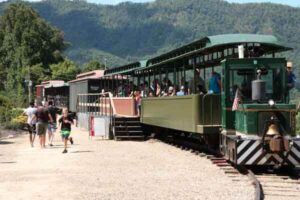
[23,102,37,147]
[33,102,53,148]
[47,100,59,146]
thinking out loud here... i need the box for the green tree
[81,60,105,73]
[0,3,67,105]
[50,59,80,81]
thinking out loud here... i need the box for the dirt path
[0,125,254,200]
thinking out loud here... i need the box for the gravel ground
[0,126,254,200]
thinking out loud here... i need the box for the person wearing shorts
[23,102,37,147]
[59,108,74,153]
[47,101,59,146]
[33,102,53,148]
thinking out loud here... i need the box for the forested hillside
[1,0,300,69]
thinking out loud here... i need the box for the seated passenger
[208,70,221,94]
[148,91,154,97]
[155,79,161,97]
[161,78,168,94]
[168,86,175,96]
[176,86,185,96]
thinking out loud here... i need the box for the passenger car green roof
[145,33,291,67]
[105,34,291,75]
[205,34,280,47]
[104,60,147,76]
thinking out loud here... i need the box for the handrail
[107,92,116,116]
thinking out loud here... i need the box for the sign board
[94,118,106,137]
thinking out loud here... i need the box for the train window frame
[229,68,282,103]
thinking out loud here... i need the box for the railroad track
[251,167,300,200]
[159,135,300,200]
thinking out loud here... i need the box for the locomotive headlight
[268,99,275,107]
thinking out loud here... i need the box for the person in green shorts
[58,108,74,153]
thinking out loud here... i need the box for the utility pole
[104,58,107,70]
[28,65,32,103]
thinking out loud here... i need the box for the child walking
[59,108,74,153]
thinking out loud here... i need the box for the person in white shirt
[23,102,37,147]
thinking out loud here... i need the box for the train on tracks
[37,34,300,167]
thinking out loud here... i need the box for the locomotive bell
[266,124,280,136]
[252,69,266,101]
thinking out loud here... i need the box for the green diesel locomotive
[104,34,300,166]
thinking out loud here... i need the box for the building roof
[36,80,69,88]
[69,70,105,83]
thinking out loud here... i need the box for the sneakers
[69,137,74,145]
[62,149,67,153]
[49,144,53,147]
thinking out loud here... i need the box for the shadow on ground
[47,144,79,149]
[0,161,16,164]
[71,150,93,153]
[0,141,14,145]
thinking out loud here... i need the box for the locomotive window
[237,69,254,75]
[229,68,282,102]
[261,70,273,95]
[229,69,254,102]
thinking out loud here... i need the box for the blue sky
[0,0,299,7]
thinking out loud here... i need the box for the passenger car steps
[112,116,145,140]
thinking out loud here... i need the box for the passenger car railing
[77,92,116,115]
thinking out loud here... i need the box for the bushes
[5,121,26,130]
[8,114,27,130]
[0,94,26,130]
[1,109,26,130]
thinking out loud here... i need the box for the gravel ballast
[0,126,254,200]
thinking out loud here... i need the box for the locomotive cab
[220,58,300,166]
